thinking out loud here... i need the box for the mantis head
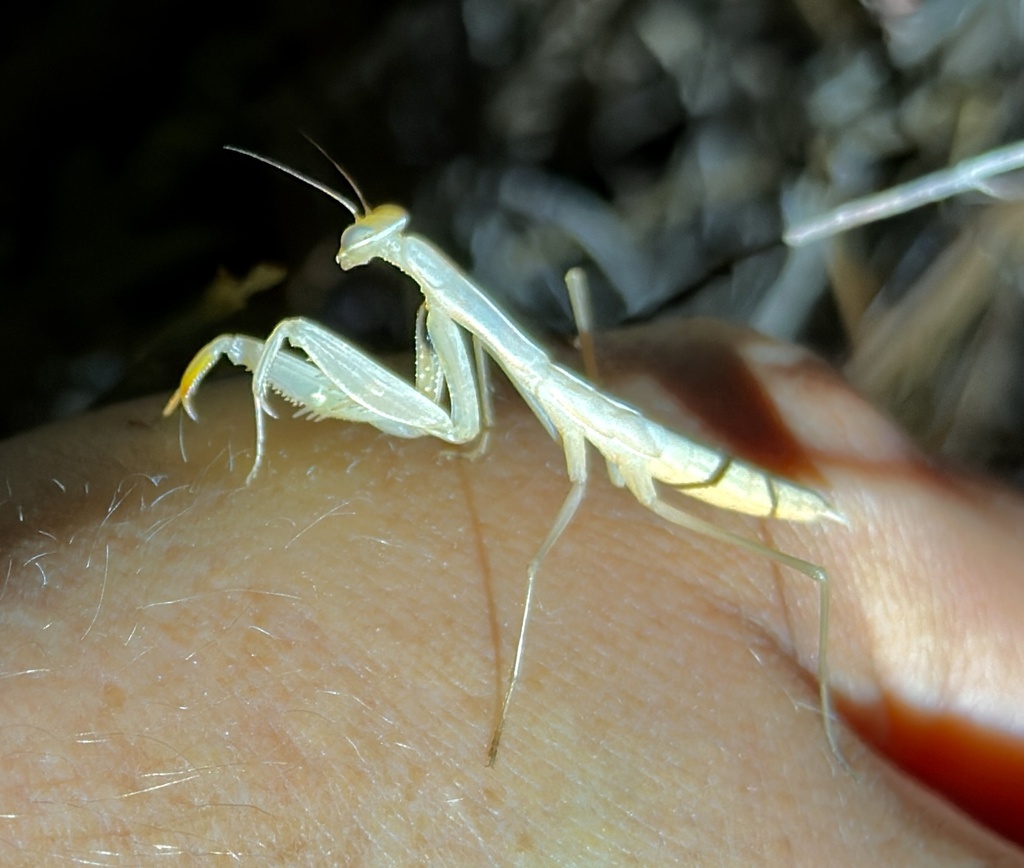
[336,204,409,270]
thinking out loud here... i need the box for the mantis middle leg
[487,423,590,764]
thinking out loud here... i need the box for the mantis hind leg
[623,469,847,771]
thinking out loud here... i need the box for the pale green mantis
[165,148,846,766]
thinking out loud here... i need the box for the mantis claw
[162,383,200,422]
[161,390,184,419]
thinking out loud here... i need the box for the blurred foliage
[1,0,1022,481]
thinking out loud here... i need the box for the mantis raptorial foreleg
[164,334,402,428]
[169,310,487,483]
[167,146,848,769]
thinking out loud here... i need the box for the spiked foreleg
[244,315,481,480]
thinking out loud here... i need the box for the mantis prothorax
[165,147,846,767]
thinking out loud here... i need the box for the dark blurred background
[1,0,1022,482]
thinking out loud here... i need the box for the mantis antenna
[299,134,373,217]
[224,145,364,219]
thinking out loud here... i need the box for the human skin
[0,322,1020,863]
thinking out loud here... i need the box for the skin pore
[0,321,1020,863]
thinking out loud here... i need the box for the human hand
[0,321,1019,862]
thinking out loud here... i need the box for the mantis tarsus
[165,147,846,767]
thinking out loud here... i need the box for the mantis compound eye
[338,222,375,251]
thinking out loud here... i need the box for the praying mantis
[164,147,846,767]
